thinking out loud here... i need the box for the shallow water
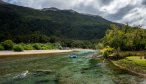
[0,51,145,84]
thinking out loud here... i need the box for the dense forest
[0,1,121,49]
[101,24,146,51]
[0,3,111,41]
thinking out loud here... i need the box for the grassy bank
[100,48,146,77]
[112,55,146,77]
[109,51,146,59]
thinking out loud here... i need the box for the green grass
[110,51,146,59]
[113,56,146,74]
[126,56,146,67]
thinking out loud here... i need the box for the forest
[100,24,146,51]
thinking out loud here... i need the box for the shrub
[13,45,24,52]
[22,44,34,50]
[0,44,4,50]
[96,43,104,49]
[41,46,48,50]
[33,44,42,50]
[103,50,110,59]
[2,40,14,50]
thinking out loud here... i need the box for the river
[0,50,145,84]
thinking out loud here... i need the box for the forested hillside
[0,1,120,43]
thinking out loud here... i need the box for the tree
[101,24,146,51]
[1,40,14,50]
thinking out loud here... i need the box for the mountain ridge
[0,1,121,43]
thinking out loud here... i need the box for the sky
[3,0,146,28]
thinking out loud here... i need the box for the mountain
[42,7,59,11]
[0,1,120,43]
[0,0,5,4]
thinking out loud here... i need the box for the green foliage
[10,43,60,51]
[96,43,104,49]
[0,44,4,50]
[99,46,115,59]
[1,40,14,50]
[0,3,113,49]
[33,44,42,50]
[0,2,120,43]
[13,45,24,52]
[21,44,34,50]
[110,51,146,60]
[103,51,109,59]
[102,24,146,51]
[114,56,146,74]
[40,43,55,50]
[54,43,63,49]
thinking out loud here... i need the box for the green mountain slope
[0,1,119,42]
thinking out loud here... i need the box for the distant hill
[0,1,120,42]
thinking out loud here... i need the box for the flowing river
[0,50,145,84]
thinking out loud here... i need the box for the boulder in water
[70,54,78,58]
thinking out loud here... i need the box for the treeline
[100,24,146,51]
[0,3,110,41]
[0,37,96,51]
[0,40,61,51]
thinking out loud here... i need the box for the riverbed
[0,50,145,84]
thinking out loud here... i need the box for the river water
[0,51,145,84]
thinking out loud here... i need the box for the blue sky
[3,0,146,28]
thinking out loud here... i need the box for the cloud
[118,6,146,27]
[2,0,146,28]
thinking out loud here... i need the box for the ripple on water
[13,70,29,79]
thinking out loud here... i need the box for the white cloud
[100,0,130,14]
[118,6,146,28]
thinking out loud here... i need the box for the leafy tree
[1,40,14,50]
[101,24,146,51]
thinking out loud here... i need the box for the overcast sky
[3,0,146,28]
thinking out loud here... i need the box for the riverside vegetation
[0,40,62,52]
[98,24,146,76]
[0,39,96,52]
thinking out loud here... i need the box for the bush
[41,46,48,50]
[2,40,14,50]
[13,45,24,52]
[22,44,34,50]
[33,44,42,50]
[96,43,104,49]
[103,51,110,59]
[0,44,4,50]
